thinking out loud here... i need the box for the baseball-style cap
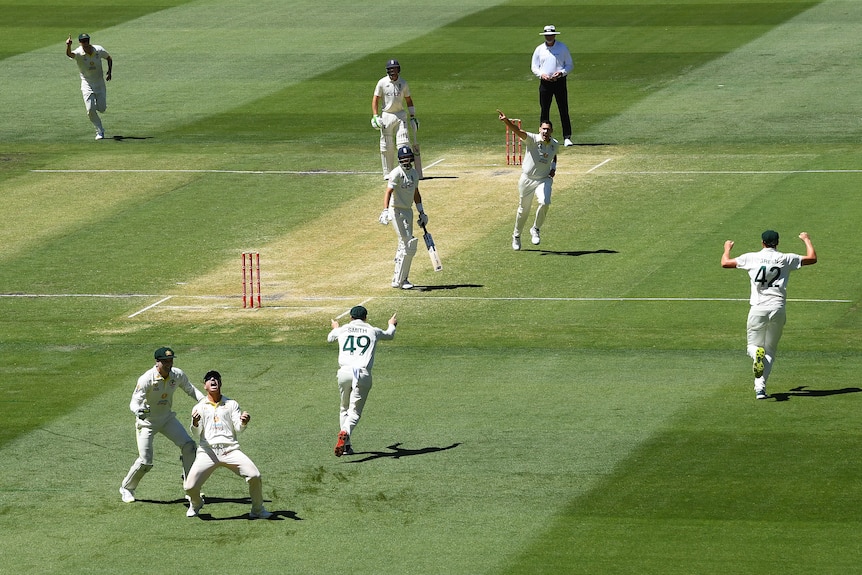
[762,230,780,246]
[154,346,176,361]
[540,25,560,36]
[350,305,368,319]
[78,33,90,41]
[203,370,221,383]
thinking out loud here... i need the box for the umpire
[531,25,575,147]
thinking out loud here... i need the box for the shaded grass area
[501,363,862,574]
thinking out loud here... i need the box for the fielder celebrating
[380,145,427,289]
[371,58,420,179]
[184,371,272,519]
[721,230,818,399]
[119,347,204,503]
[498,110,559,250]
[65,33,112,140]
[327,306,397,457]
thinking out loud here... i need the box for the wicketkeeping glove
[371,115,384,129]
[379,209,391,225]
[417,212,428,226]
[410,117,419,131]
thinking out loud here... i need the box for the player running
[721,230,818,399]
[327,306,397,457]
[498,110,560,250]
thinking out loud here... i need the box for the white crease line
[128,296,173,318]
[596,169,862,175]
[31,169,380,175]
[425,158,445,170]
[586,158,612,173]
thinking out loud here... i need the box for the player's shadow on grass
[347,442,461,463]
[533,248,618,257]
[111,135,153,141]
[139,495,301,521]
[771,385,862,402]
[415,284,483,292]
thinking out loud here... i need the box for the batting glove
[378,209,391,225]
[136,406,150,420]
[417,212,428,227]
[410,117,419,131]
[371,115,384,129]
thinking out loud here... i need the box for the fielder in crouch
[65,33,112,140]
[372,58,420,179]
[498,110,559,250]
[120,347,204,503]
[721,230,818,399]
[327,306,397,457]
[184,371,272,519]
[380,145,428,290]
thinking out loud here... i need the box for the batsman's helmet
[385,59,400,71]
[397,145,414,167]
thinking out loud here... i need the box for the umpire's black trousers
[538,76,572,139]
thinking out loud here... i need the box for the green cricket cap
[350,305,367,319]
[761,230,779,247]
[154,347,176,361]
[78,33,90,41]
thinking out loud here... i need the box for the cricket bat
[420,224,442,272]
[408,119,424,179]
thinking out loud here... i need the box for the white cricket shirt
[735,248,804,308]
[374,76,411,113]
[328,319,396,371]
[521,133,559,181]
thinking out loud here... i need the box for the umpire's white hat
[540,25,560,36]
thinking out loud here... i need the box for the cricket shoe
[512,234,521,251]
[755,389,769,400]
[344,444,355,456]
[119,487,135,503]
[530,227,541,245]
[564,138,574,147]
[400,279,414,290]
[334,431,349,457]
[95,131,105,140]
[186,503,202,517]
[753,347,765,378]
[250,508,273,519]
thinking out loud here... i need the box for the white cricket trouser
[746,306,786,389]
[122,415,197,490]
[515,173,552,235]
[338,366,373,440]
[379,111,410,176]
[184,445,265,514]
[81,80,107,133]
[390,207,418,285]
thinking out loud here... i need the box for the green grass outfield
[1,0,861,573]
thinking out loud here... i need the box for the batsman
[379,146,428,290]
[371,58,422,179]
